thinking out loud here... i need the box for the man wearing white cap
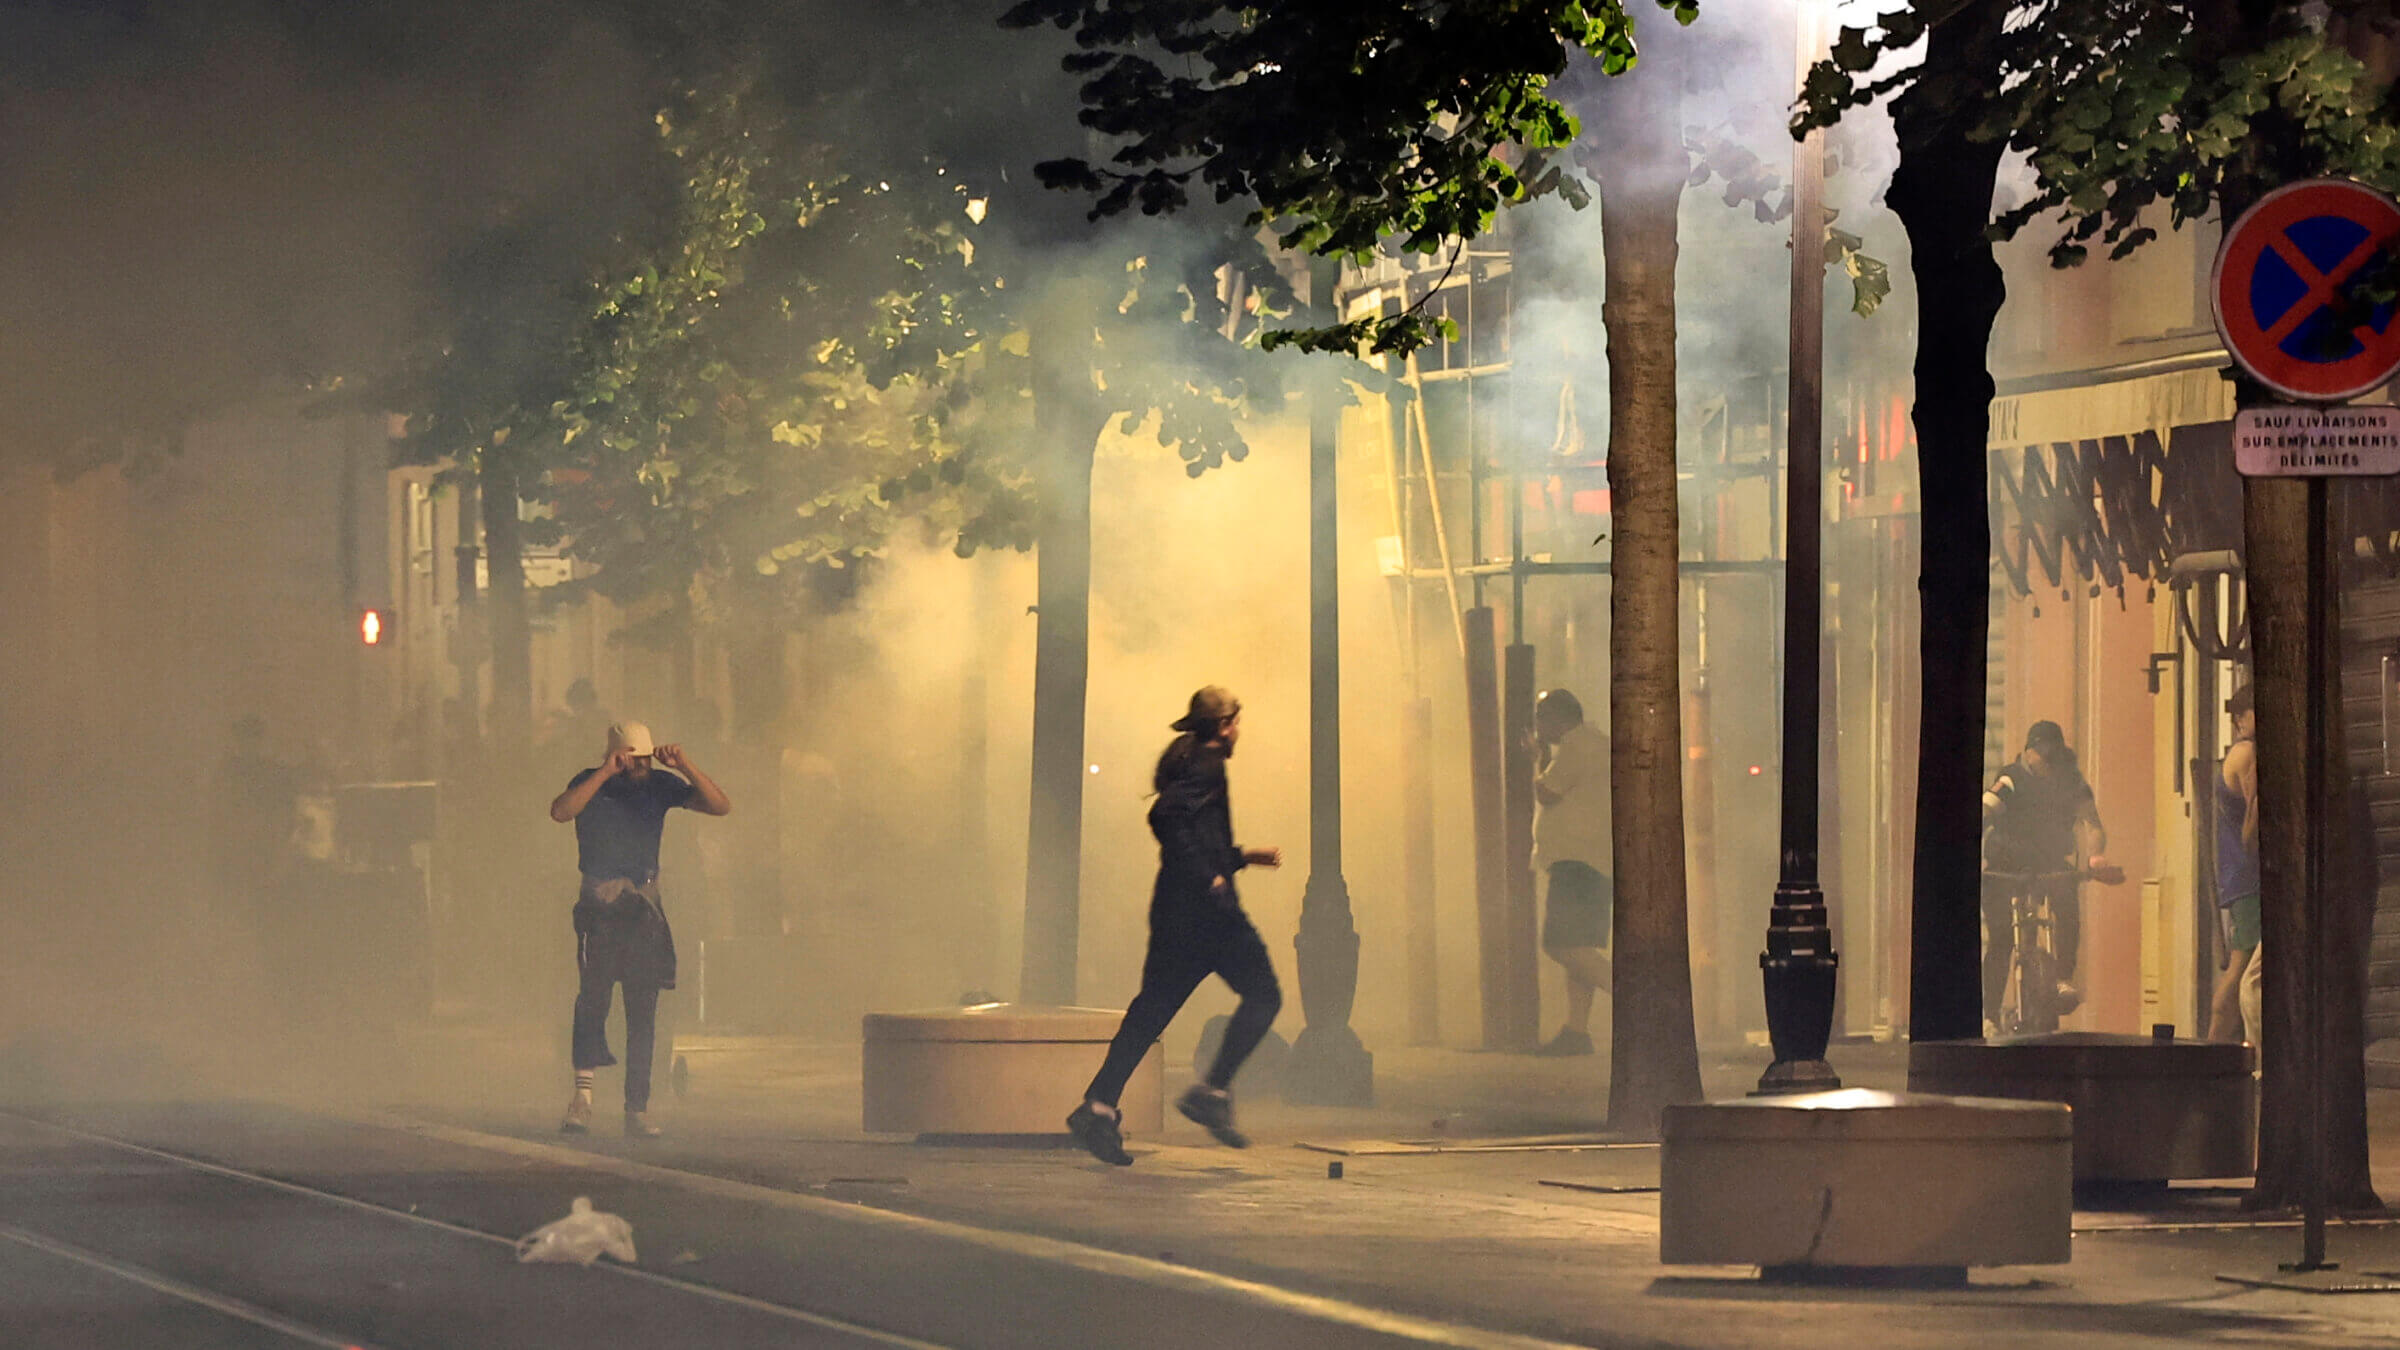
[549,720,731,1137]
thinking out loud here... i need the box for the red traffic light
[359,608,390,646]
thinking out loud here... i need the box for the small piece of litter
[515,1197,638,1266]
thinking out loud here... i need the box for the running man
[1068,686,1283,1166]
[549,720,731,1137]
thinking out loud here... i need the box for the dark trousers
[573,976,661,1111]
[1981,874,2081,1019]
[570,879,674,1111]
[1084,888,1282,1107]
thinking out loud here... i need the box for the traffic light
[359,607,391,646]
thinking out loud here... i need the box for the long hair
[1153,731,1204,795]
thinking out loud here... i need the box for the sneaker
[2054,981,2083,1015]
[623,1110,662,1139]
[1066,1102,1133,1166]
[1533,1028,1595,1057]
[559,1097,593,1135]
[1177,1085,1250,1149]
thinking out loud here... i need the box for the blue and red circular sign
[2212,179,2400,403]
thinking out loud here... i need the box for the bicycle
[1984,862,2125,1036]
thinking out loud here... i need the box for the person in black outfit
[1068,687,1283,1165]
[548,720,731,1138]
[1981,719,2115,1026]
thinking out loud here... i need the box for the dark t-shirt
[1984,757,2096,873]
[569,768,696,882]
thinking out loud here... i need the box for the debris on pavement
[515,1197,638,1266]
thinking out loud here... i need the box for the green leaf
[1830,27,1876,73]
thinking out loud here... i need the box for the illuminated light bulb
[360,609,384,646]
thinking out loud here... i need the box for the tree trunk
[480,450,534,760]
[1887,0,2009,1043]
[1587,38,1703,1136]
[2242,473,2380,1211]
[2210,4,2387,1221]
[1019,327,1099,1006]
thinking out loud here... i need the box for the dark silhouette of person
[1067,686,1284,1166]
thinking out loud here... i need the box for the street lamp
[1287,259,1374,1106]
[1758,0,1841,1095]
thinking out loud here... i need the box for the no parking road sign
[2212,178,2400,403]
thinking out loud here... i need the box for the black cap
[1171,685,1241,732]
[2026,720,2068,753]
[1536,688,1585,725]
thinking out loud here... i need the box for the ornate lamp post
[1758,0,1841,1095]
[1287,262,1374,1105]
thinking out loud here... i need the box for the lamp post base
[1288,873,1374,1106]
[1760,880,1840,1095]
[1285,1023,1376,1106]
[1754,1057,1843,1095]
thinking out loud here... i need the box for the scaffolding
[1339,243,1793,1050]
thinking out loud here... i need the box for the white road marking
[357,1108,1597,1350]
[0,1218,386,1350]
[0,1110,948,1350]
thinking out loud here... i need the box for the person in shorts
[1531,689,1612,1057]
[2208,684,2261,1045]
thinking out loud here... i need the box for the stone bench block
[862,1004,1163,1137]
[1910,1033,2255,1182]
[1661,1089,2072,1270]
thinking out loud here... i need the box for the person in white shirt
[1531,689,1612,1056]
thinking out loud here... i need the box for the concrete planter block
[1909,1033,2255,1182]
[861,1004,1162,1137]
[1661,1089,2072,1270]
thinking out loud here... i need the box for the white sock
[573,1071,595,1103]
[1086,1100,1118,1120]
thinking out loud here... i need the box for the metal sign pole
[2206,178,2400,1290]
[2302,475,2330,1272]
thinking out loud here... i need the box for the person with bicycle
[1981,721,2119,1031]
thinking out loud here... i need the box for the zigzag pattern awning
[1989,422,2400,597]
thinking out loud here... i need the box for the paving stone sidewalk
[381,1023,2400,1348]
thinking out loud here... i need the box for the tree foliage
[391,2,1301,638]
[537,71,997,625]
[1683,126,1894,315]
[1799,1,2400,266]
[1000,0,1701,353]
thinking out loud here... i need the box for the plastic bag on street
[515,1196,638,1266]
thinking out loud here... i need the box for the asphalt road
[0,1102,1573,1350]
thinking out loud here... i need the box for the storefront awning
[1988,361,2235,451]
